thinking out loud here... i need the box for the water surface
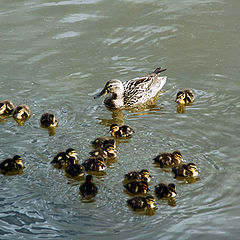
[0,0,240,239]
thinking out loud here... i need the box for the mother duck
[94,67,167,109]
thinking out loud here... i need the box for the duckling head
[105,145,116,155]
[168,183,177,197]
[109,123,120,134]
[145,195,156,208]
[12,155,24,167]
[187,163,199,176]
[172,151,183,162]
[66,148,78,161]
[140,169,153,180]
[176,91,186,105]
[94,79,124,99]
[86,174,94,183]
[14,107,25,119]
[0,102,6,115]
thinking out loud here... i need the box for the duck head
[94,79,124,99]
[176,91,186,104]
[186,163,199,177]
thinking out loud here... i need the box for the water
[0,0,240,239]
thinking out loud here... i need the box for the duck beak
[94,88,107,99]
[176,98,185,105]
[149,175,153,179]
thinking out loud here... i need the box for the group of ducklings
[0,81,196,211]
[124,150,199,211]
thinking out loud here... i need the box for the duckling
[0,100,14,116]
[79,175,98,199]
[124,169,153,183]
[172,163,199,178]
[51,148,78,169]
[89,144,116,160]
[124,180,150,195]
[91,137,116,149]
[127,195,156,210]
[94,67,167,109]
[0,155,24,175]
[109,123,134,138]
[65,162,85,178]
[154,183,177,198]
[40,112,58,128]
[176,89,195,105]
[13,104,31,120]
[153,151,183,167]
[82,157,107,171]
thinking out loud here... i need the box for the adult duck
[94,67,167,109]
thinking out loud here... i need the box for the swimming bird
[65,162,85,178]
[154,183,177,198]
[127,195,156,210]
[91,137,116,149]
[51,148,78,169]
[13,104,31,120]
[172,163,199,178]
[153,151,183,168]
[109,123,134,138]
[79,175,98,199]
[124,180,150,195]
[82,157,107,171]
[176,89,195,105]
[94,67,167,109]
[89,144,117,160]
[124,169,153,183]
[40,112,58,128]
[0,100,14,115]
[0,155,24,175]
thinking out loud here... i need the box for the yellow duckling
[0,100,14,116]
[176,89,195,105]
[51,148,78,169]
[154,183,177,198]
[109,123,134,138]
[172,163,199,178]
[79,175,98,199]
[82,157,107,171]
[153,151,183,168]
[0,155,24,175]
[127,195,157,210]
[40,112,58,128]
[65,162,85,178]
[89,144,117,160]
[13,104,31,120]
[124,180,150,195]
[91,136,116,149]
[124,169,153,183]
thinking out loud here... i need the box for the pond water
[0,0,240,239]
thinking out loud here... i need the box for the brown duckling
[13,104,31,120]
[124,180,150,195]
[51,148,78,169]
[127,195,156,210]
[82,157,107,171]
[172,163,199,178]
[79,175,98,199]
[154,183,177,198]
[91,137,116,149]
[153,151,183,168]
[124,169,153,183]
[176,89,195,105]
[65,162,85,178]
[0,155,24,175]
[89,144,116,160]
[40,112,58,128]
[109,123,134,138]
[0,100,14,116]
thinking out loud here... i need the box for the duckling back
[79,175,98,199]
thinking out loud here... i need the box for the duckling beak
[176,98,185,105]
[94,88,107,99]
[149,175,153,179]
